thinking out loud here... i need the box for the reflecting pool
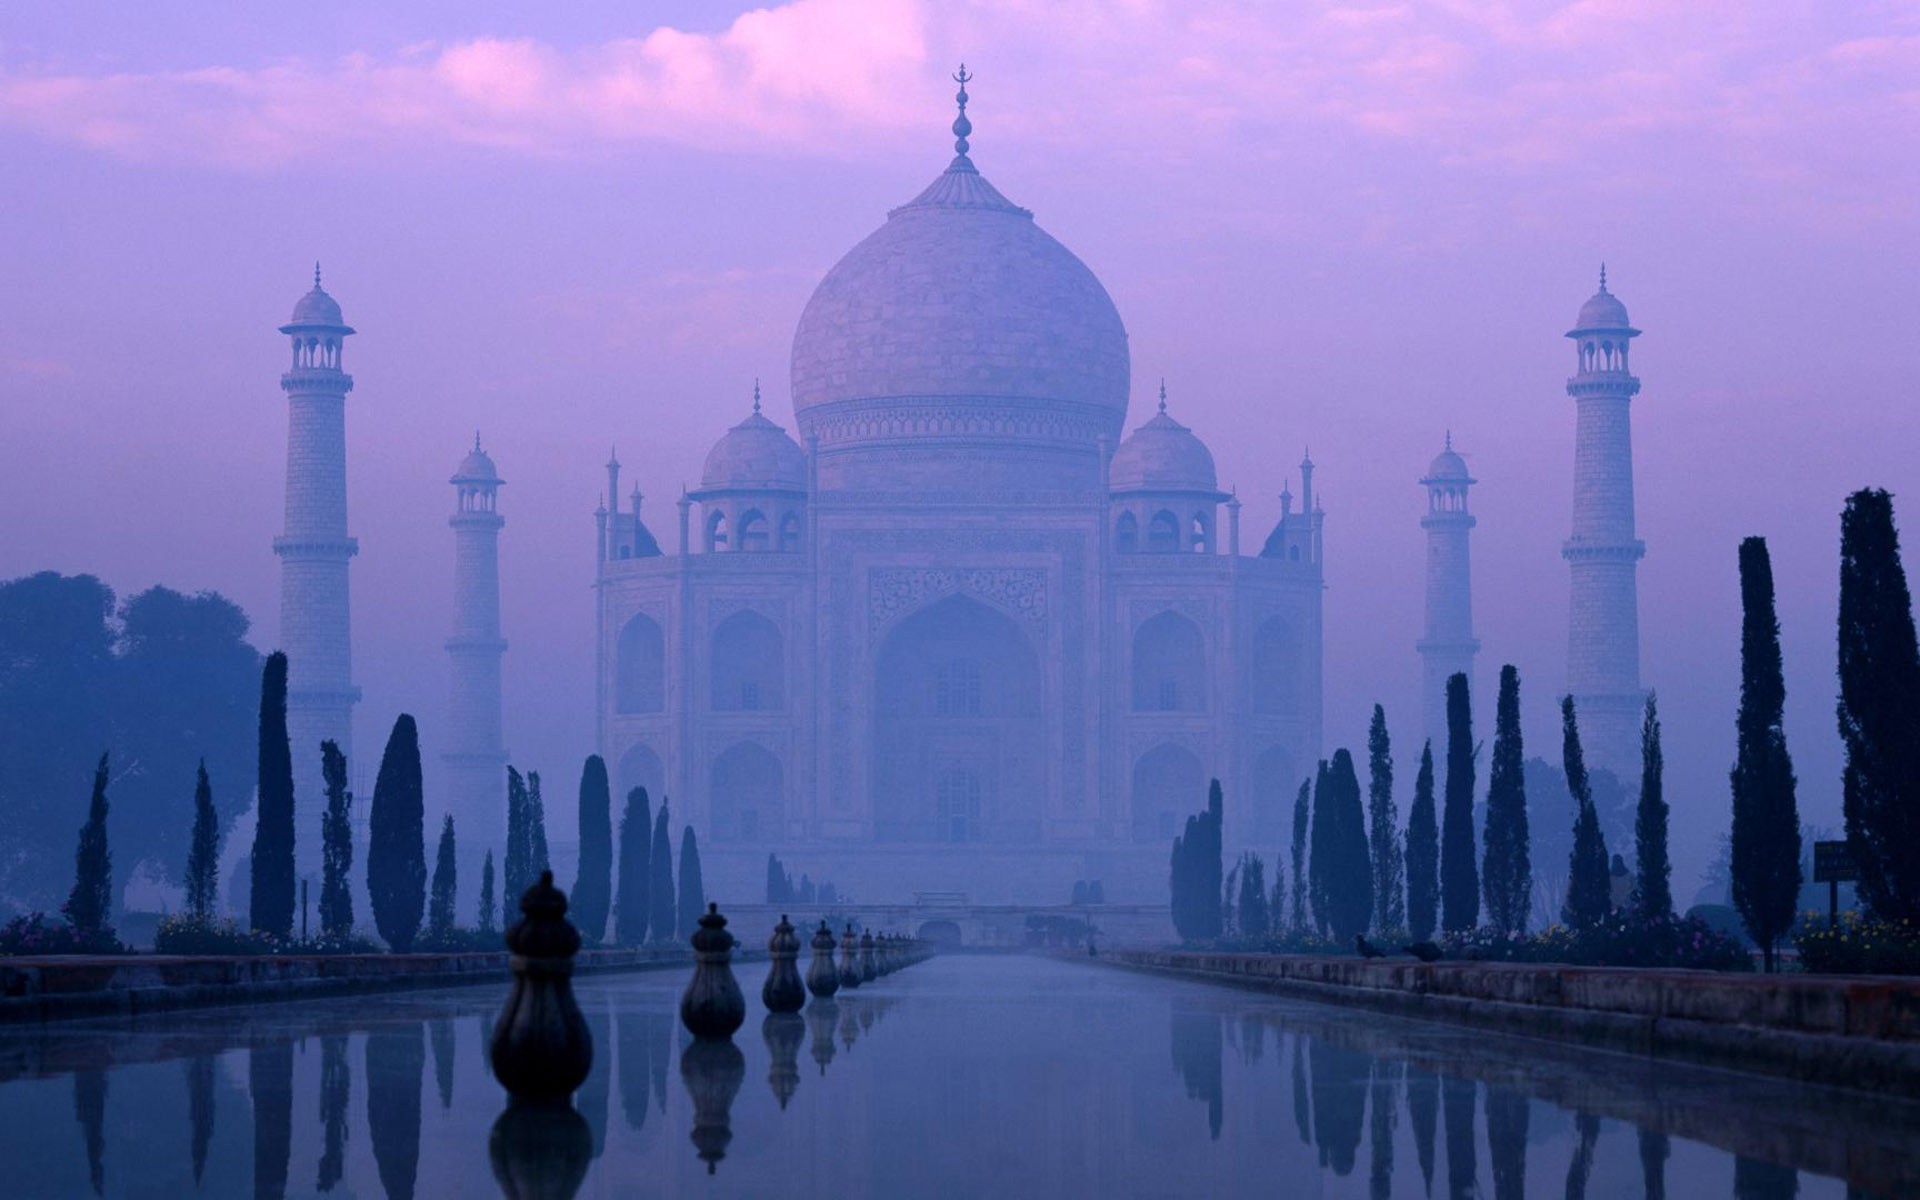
[0,955,1914,1197]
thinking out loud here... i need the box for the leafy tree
[1367,705,1403,933]
[477,850,496,934]
[1237,854,1269,938]
[64,753,114,944]
[1734,536,1803,965]
[504,766,530,923]
[616,788,651,946]
[1837,492,1920,920]
[1481,665,1531,933]
[1562,697,1612,929]
[368,715,427,952]
[1406,742,1439,940]
[649,801,675,945]
[1321,749,1373,941]
[429,814,457,937]
[528,771,550,874]
[1632,695,1673,919]
[571,755,613,945]
[319,740,353,938]
[250,652,296,938]
[1288,779,1311,931]
[1440,673,1478,932]
[677,825,705,941]
[185,760,219,920]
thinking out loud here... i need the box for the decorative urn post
[761,914,806,1013]
[858,931,878,983]
[837,926,863,990]
[805,921,840,999]
[762,1012,804,1109]
[680,903,746,1039]
[679,1036,746,1175]
[490,871,593,1102]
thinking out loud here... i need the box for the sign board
[1813,840,1860,884]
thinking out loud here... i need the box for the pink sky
[3,1,1917,892]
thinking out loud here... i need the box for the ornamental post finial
[952,64,974,158]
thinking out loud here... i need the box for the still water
[0,955,1913,1198]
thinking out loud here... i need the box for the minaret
[1563,267,1647,782]
[275,264,360,878]
[1419,434,1479,747]
[445,435,508,842]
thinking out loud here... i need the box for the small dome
[1425,444,1470,482]
[1109,394,1217,493]
[453,437,500,485]
[701,406,807,492]
[1570,268,1633,333]
[290,285,343,326]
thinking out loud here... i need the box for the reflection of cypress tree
[1310,1041,1367,1176]
[578,1005,610,1158]
[1406,1066,1438,1196]
[1563,1113,1600,1200]
[1484,1087,1528,1200]
[1368,1059,1399,1200]
[366,1025,425,1200]
[1637,1129,1669,1200]
[74,1068,107,1197]
[1289,1035,1314,1147]
[1169,1008,1224,1140]
[649,1011,671,1109]
[617,1009,651,1132]
[316,1035,348,1192]
[250,1041,292,1200]
[429,1018,455,1110]
[1441,1076,1476,1200]
[1732,1156,1799,1200]
[186,1053,215,1187]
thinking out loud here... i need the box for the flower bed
[1796,913,1920,976]
[1444,913,1752,972]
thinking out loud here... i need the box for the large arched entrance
[711,611,784,712]
[872,594,1043,843]
[615,613,665,713]
[1132,743,1206,843]
[1132,610,1206,712]
[709,741,784,842]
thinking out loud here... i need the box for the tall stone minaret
[276,264,360,878]
[1418,434,1479,748]
[444,436,509,842]
[1563,267,1646,782]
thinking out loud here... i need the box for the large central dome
[790,96,1130,494]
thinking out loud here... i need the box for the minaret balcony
[280,367,355,394]
[1561,539,1645,563]
[272,535,359,559]
[1566,374,1641,399]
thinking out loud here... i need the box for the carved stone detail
[867,567,1049,638]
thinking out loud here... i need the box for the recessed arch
[1132,743,1206,843]
[1132,610,1206,713]
[615,742,665,813]
[1147,510,1180,553]
[711,610,784,712]
[705,509,729,552]
[1116,511,1139,554]
[1252,617,1299,716]
[709,741,783,842]
[777,511,802,553]
[737,508,769,552]
[615,613,665,714]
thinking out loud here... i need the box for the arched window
[1116,512,1139,554]
[706,509,729,553]
[1132,743,1205,843]
[778,512,802,553]
[1132,610,1206,713]
[1147,511,1180,553]
[615,614,665,714]
[935,766,981,842]
[1190,513,1209,553]
[711,610,784,712]
[737,509,769,551]
[1252,617,1298,715]
[709,741,783,842]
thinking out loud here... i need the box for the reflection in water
[430,1018,456,1110]
[250,1041,292,1200]
[317,1035,348,1192]
[1289,1034,1313,1146]
[1485,1086,1529,1200]
[1368,1058,1398,1200]
[838,1003,858,1053]
[649,1012,670,1111]
[806,1001,838,1076]
[1734,1156,1800,1200]
[186,1053,215,1187]
[1407,1065,1439,1195]
[616,1011,649,1132]
[1564,1113,1600,1200]
[680,1038,746,1175]
[1442,1075,1477,1200]
[1237,1012,1267,1066]
[74,1067,106,1197]
[1639,1129,1670,1200]
[366,1024,425,1200]
[1170,1007,1224,1140]
[489,1100,592,1200]
[1311,1041,1367,1175]
[763,1013,804,1109]
[577,1005,610,1158]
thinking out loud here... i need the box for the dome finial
[474,430,483,452]
[1598,262,1608,292]
[1158,379,1167,413]
[314,261,322,289]
[1445,429,1452,451]
[753,378,762,414]
[951,64,974,158]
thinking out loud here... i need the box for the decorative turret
[1109,381,1228,554]
[1418,433,1480,746]
[691,381,807,553]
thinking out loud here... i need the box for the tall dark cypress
[1481,665,1531,933]
[572,755,613,945]
[677,825,705,940]
[1837,492,1920,920]
[185,759,219,921]
[1562,697,1612,929]
[1288,779,1311,932]
[428,814,457,937]
[64,753,114,944]
[1439,673,1478,932]
[1405,742,1439,941]
[648,802,676,945]
[1633,695,1673,919]
[477,850,497,934]
[528,771,551,874]
[504,767,529,922]
[1323,749,1373,941]
[1308,759,1334,934]
[319,740,354,937]
[1367,706,1403,933]
[1734,536,1802,965]
[1169,815,1197,940]
[1199,779,1224,940]
[250,651,296,937]
[616,787,652,946]
[368,714,427,953]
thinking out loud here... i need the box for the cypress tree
[677,825,705,940]
[1735,535,1803,964]
[504,767,529,922]
[528,771,550,874]
[1289,779,1311,932]
[185,759,219,921]
[1237,853,1269,939]
[1405,742,1439,941]
[1837,492,1920,920]
[1199,779,1224,940]
[1170,814,1199,940]
[572,755,613,946]
[1367,706,1403,933]
[1632,694,1673,920]
[1440,673,1478,932]
[1481,665,1532,933]
[319,740,353,938]
[615,787,652,946]
[1562,697,1612,929]
[1308,759,1333,934]
[64,752,114,944]
[477,850,496,934]
[649,802,675,945]
[368,715,427,953]
[1323,749,1373,941]
[250,651,296,938]
[429,814,457,937]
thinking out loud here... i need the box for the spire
[1598,262,1608,292]
[607,445,619,469]
[314,261,322,289]
[1445,429,1452,451]
[753,378,762,414]
[474,430,483,452]
[1158,379,1168,414]
[952,64,974,160]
